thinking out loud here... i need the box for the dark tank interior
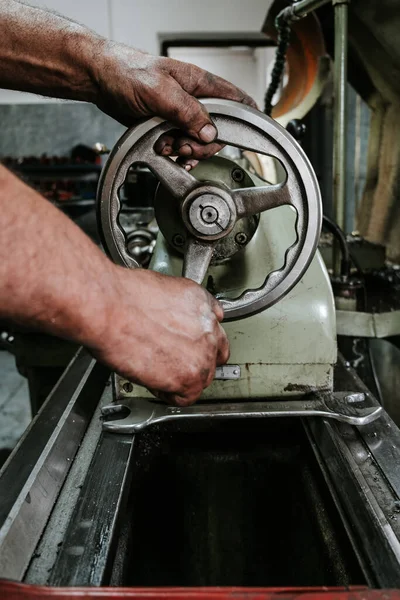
[112,418,365,588]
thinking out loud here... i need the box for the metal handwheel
[97,99,322,320]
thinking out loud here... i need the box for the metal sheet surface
[0,349,109,581]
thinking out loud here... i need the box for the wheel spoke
[182,237,217,284]
[145,154,197,200]
[232,183,292,219]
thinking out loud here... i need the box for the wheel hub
[182,184,236,240]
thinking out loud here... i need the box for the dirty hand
[93,43,257,168]
[91,268,230,406]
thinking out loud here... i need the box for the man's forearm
[0,0,256,162]
[0,0,100,101]
[0,164,117,346]
[0,164,230,405]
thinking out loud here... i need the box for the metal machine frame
[0,350,400,590]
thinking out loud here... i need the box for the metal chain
[264,13,291,116]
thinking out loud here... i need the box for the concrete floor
[0,350,31,457]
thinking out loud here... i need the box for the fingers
[172,136,223,159]
[152,77,219,143]
[154,133,175,156]
[148,318,229,408]
[152,58,258,157]
[154,131,225,161]
[216,323,230,366]
[149,375,205,407]
[173,136,225,160]
[177,158,199,172]
[201,286,224,322]
[166,59,258,109]
[159,391,203,407]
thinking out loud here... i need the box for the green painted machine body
[128,157,337,400]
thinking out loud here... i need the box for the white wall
[0,0,271,103]
[169,46,272,109]
[111,0,269,55]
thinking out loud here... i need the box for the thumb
[154,77,218,143]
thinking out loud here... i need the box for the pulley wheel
[97,99,322,320]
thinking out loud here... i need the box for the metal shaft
[333,0,349,268]
[292,0,332,18]
[278,0,332,23]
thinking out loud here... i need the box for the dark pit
[116,418,365,587]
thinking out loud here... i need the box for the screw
[122,381,134,394]
[231,168,245,183]
[172,234,185,247]
[235,232,248,245]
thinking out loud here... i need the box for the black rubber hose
[264,14,291,116]
[322,214,351,277]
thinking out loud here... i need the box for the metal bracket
[101,391,383,434]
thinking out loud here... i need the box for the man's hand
[1,2,256,166]
[0,166,229,406]
[91,269,229,406]
[93,44,256,166]
[0,2,240,403]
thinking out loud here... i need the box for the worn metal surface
[35,395,364,588]
[336,309,400,337]
[1,359,400,591]
[101,392,382,434]
[116,367,241,401]
[307,417,400,587]
[182,237,218,284]
[97,99,322,320]
[49,432,134,587]
[115,363,335,403]
[25,386,113,585]
[0,349,109,581]
[369,339,400,426]
[301,356,400,588]
[333,0,349,271]
[118,365,242,396]
[334,358,400,501]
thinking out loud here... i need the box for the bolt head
[235,232,248,245]
[122,381,134,394]
[232,168,245,183]
[172,234,185,247]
